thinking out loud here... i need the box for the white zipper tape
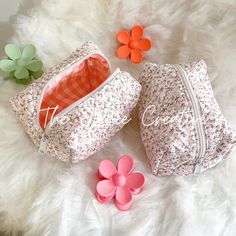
[175,65,207,175]
[39,133,48,155]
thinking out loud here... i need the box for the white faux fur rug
[1,0,236,235]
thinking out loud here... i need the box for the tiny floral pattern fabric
[9,42,141,163]
[138,60,236,176]
[116,25,152,64]
[96,155,145,211]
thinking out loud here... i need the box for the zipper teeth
[176,65,206,160]
[42,68,121,135]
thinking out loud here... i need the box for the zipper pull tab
[194,159,202,175]
[194,163,201,175]
[39,134,47,155]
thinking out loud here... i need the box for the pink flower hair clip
[96,155,145,211]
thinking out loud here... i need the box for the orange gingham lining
[39,54,110,129]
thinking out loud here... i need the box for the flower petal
[117,45,131,59]
[22,44,36,59]
[96,179,116,198]
[117,31,131,44]
[31,70,44,79]
[0,59,16,72]
[117,155,134,175]
[15,78,32,85]
[14,67,29,79]
[97,194,114,203]
[131,25,144,40]
[137,39,152,51]
[98,160,117,179]
[130,49,143,64]
[126,172,145,193]
[26,60,43,72]
[115,186,133,211]
[4,44,21,60]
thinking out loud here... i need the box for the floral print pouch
[10,41,141,163]
[139,60,236,176]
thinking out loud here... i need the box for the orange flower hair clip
[116,25,152,64]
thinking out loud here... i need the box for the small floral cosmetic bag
[10,41,141,163]
[139,60,236,176]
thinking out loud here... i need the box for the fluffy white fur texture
[0,0,236,235]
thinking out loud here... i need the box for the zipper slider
[39,133,47,155]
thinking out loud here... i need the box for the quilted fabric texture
[9,41,141,163]
[139,60,236,176]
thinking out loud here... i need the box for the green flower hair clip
[0,43,43,85]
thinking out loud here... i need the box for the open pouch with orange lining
[10,41,141,163]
